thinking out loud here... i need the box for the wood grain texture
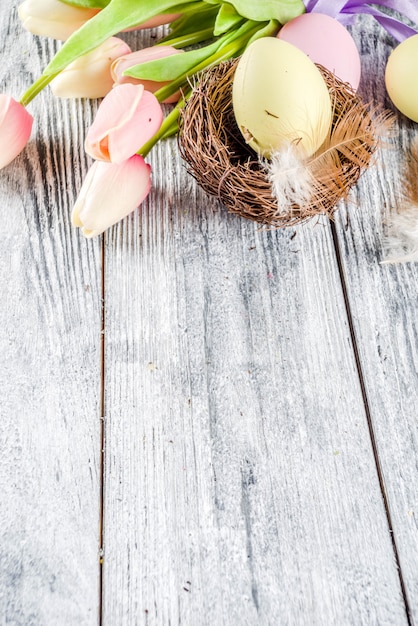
[335,16,418,622]
[0,6,102,624]
[1,6,418,626]
[102,139,407,624]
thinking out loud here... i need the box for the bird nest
[179,57,391,228]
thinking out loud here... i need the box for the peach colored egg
[278,13,361,90]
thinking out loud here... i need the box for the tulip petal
[18,0,100,40]
[111,46,184,103]
[107,91,163,162]
[111,46,184,83]
[71,155,151,237]
[0,95,33,169]
[85,83,144,160]
[85,84,163,162]
[51,37,131,99]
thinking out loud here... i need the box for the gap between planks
[95,219,414,626]
[330,220,413,626]
[99,232,106,626]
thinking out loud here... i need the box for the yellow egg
[232,37,332,158]
[385,34,418,123]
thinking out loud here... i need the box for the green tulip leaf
[151,19,264,104]
[168,0,214,14]
[247,18,279,45]
[126,15,262,82]
[157,27,216,49]
[44,0,202,76]
[20,0,204,104]
[217,18,261,48]
[220,0,305,23]
[214,4,244,36]
[159,3,219,40]
[125,38,221,81]
[59,0,110,8]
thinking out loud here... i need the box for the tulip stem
[20,73,60,107]
[155,27,216,49]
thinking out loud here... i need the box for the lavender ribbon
[303,0,418,41]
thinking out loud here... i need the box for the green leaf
[221,0,305,23]
[43,0,202,76]
[247,18,279,45]
[125,38,221,81]
[159,3,219,40]
[167,0,213,15]
[218,18,260,48]
[157,27,215,49]
[213,3,244,36]
[125,14,263,82]
[59,0,110,8]
[151,19,263,103]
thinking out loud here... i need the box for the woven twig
[179,58,389,227]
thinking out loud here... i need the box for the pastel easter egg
[232,37,332,159]
[278,13,361,90]
[385,34,418,123]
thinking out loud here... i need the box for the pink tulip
[111,45,184,103]
[50,37,132,99]
[0,95,33,170]
[71,155,151,238]
[85,84,163,163]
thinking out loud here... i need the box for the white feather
[265,144,314,216]
[382,203,418,264]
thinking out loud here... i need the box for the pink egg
[277,13,361,90]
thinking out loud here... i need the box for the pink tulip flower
[50,37,132,99]
[71,155,151,238]
[18,0,100,41]
[85,84,163,163]
[111,45,184,103]
[0,95,33,170]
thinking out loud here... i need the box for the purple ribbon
[303,0,418,41]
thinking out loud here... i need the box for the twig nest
[179,58,391,227]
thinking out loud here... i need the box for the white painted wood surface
[334,18,418,622]
[0,5,417,626]
[0,8,102,624]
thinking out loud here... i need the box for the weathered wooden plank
[335,16,418,622]
[2,5,417,625]
[0,7,102,624]
[102,134,408,623]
